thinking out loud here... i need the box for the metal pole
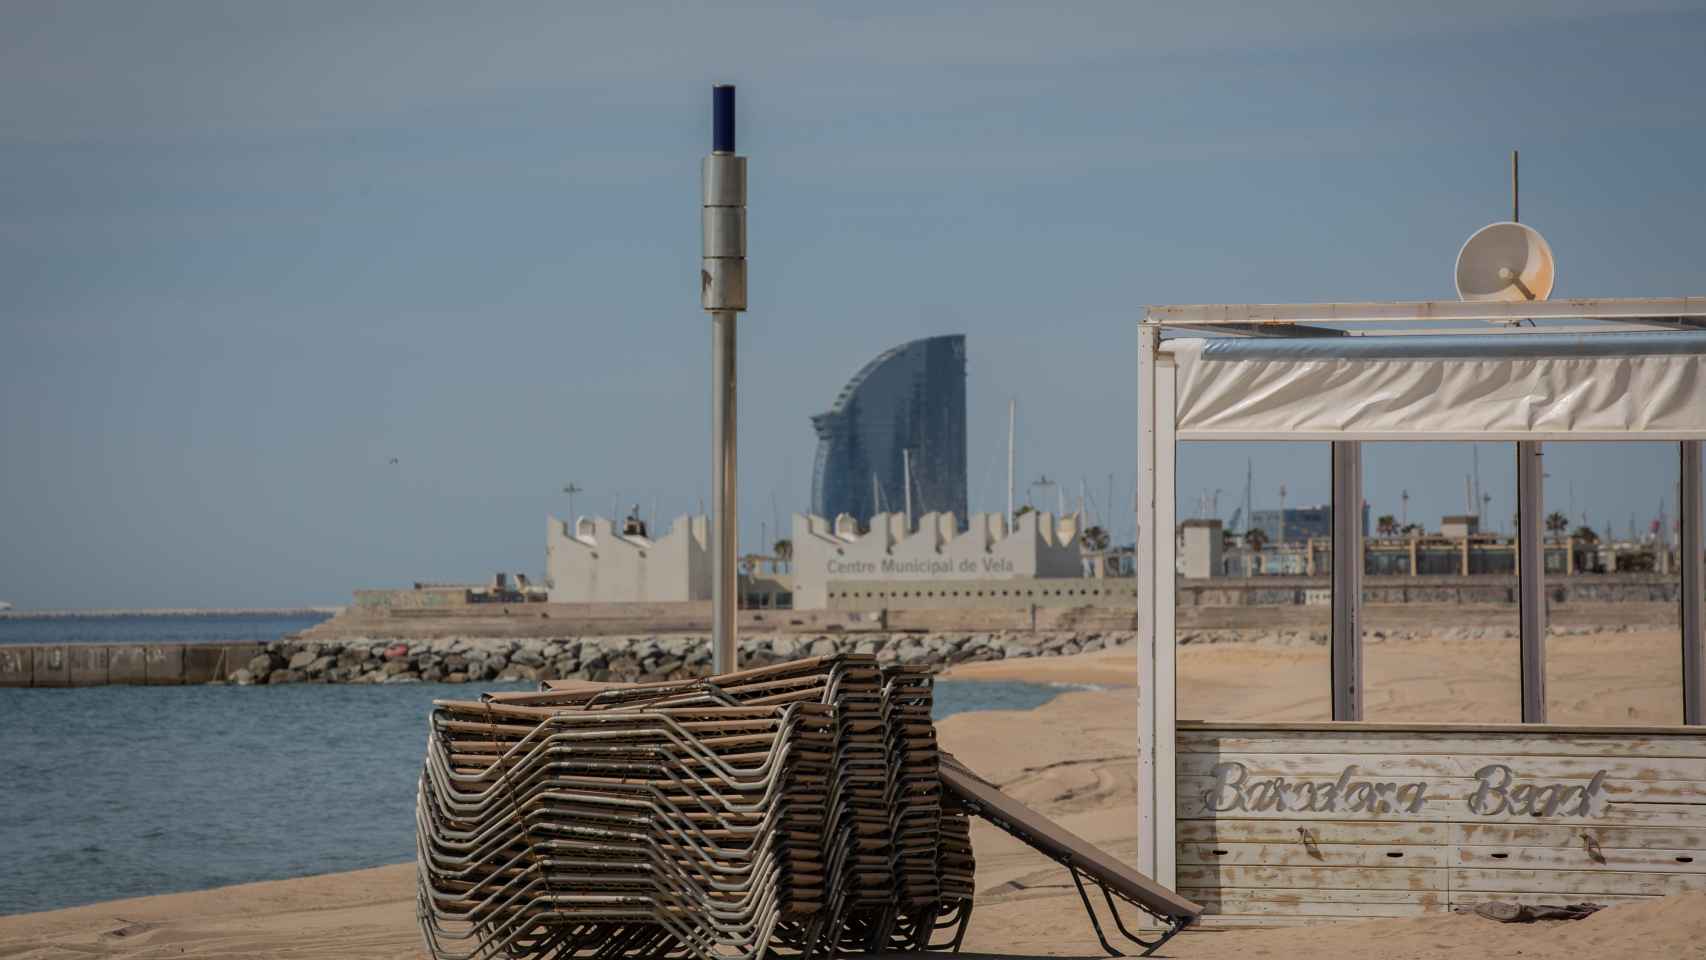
[1683,440,1703,724]
[1331,441,1364,720]
[712,313,738,669]
[702,84,746,674]
[1517,441,1547,722]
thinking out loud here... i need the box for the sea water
[0,611,333,647]
[0,672,1067,915]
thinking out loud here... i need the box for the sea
[0,613,1071,916]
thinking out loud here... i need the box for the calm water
[0,612,332,646]
[0,677,1068,916]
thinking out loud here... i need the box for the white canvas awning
[1163,331,1706,441]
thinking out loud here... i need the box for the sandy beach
[4,628,1702,958]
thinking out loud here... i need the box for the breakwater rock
[228,631,1138,685]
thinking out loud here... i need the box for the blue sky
[2,2,1703,609]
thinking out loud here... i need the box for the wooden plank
[1179,819,1447,846]
[1179,751,1706,782]
[1180,720,1706,738]
[1454,845,1706,874]
[1180,841,1446,869]
[1176,864,1443,891]
[1178,731,1706,759]
[1178,886,1442,906]
[1446,891,1663,908]
[1454,822,1706,850]
[1177,773,1706,806]
[1177,798,1706,826]
[1197,898,1431,918]
[1450,868,1706,896]
[1191,915,1380,927]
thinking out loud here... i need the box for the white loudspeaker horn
[1455,221,1555,301]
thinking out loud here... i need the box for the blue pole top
[712,84,735,154]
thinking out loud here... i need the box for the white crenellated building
[545,515,711,603]
[788,510,1083,610]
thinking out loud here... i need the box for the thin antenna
[1007,398,1016,522]
[1107,473,1114,534]
[1473,447,1483,527]
[1511,149,1520,223]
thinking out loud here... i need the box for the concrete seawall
[0,643,266,688]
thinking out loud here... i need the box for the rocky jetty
[226,631,1137,685]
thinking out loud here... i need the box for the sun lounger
[938,753,1200,957]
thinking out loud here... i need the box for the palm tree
[772,538,792,561]
[1401,522,1423,537]
[1571,526,1598,544]
[1080,525,1110,552]
[1376,514,1397,537]
[1244,527,1269,551]
[1545,511,1569,535]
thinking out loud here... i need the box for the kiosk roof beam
[1145,297,1706,329]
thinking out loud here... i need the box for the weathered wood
[1181,800,1706,831]
[1179,730,1706,759]
[1454,822,1706,850]
[1180,842,1447,868]
[1176,864,1443,891]
[1179,819,1447,846]
[1180,723,1706,925]
[1196,897,1432,918]
[1178,773,1706,805]
[1179,751,1706,783]
[1450,868,1706,896]
[1178,886,1442,905]
[1455,845,1706,874]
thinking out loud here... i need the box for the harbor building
[787,510,1082,610]
[810,335,968,529]
[545,514,711,603]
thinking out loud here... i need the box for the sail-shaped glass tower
[810,334,967,527]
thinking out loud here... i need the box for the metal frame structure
[1135,297,1706,889]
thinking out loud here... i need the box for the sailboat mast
[1007,399,1016,524]
[903,449,913,527]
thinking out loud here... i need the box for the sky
[2,2,1704,609]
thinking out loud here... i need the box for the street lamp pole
[703,85,746,674]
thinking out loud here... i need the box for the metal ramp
[938,754,1200,957]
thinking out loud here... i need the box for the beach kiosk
[1135,296,1706,922]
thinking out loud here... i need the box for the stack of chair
[415,655,974,960]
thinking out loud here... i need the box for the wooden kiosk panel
[1177,722,1706,923]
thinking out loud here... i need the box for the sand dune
[4,629,1700,958]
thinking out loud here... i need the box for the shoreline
[6,665,1705,957]
[0,607,342,619]
[7,633,1705,957]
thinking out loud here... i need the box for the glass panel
[1360,442,1521,723]
[1176,441,1330,722]
[1543,442,1683,724]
